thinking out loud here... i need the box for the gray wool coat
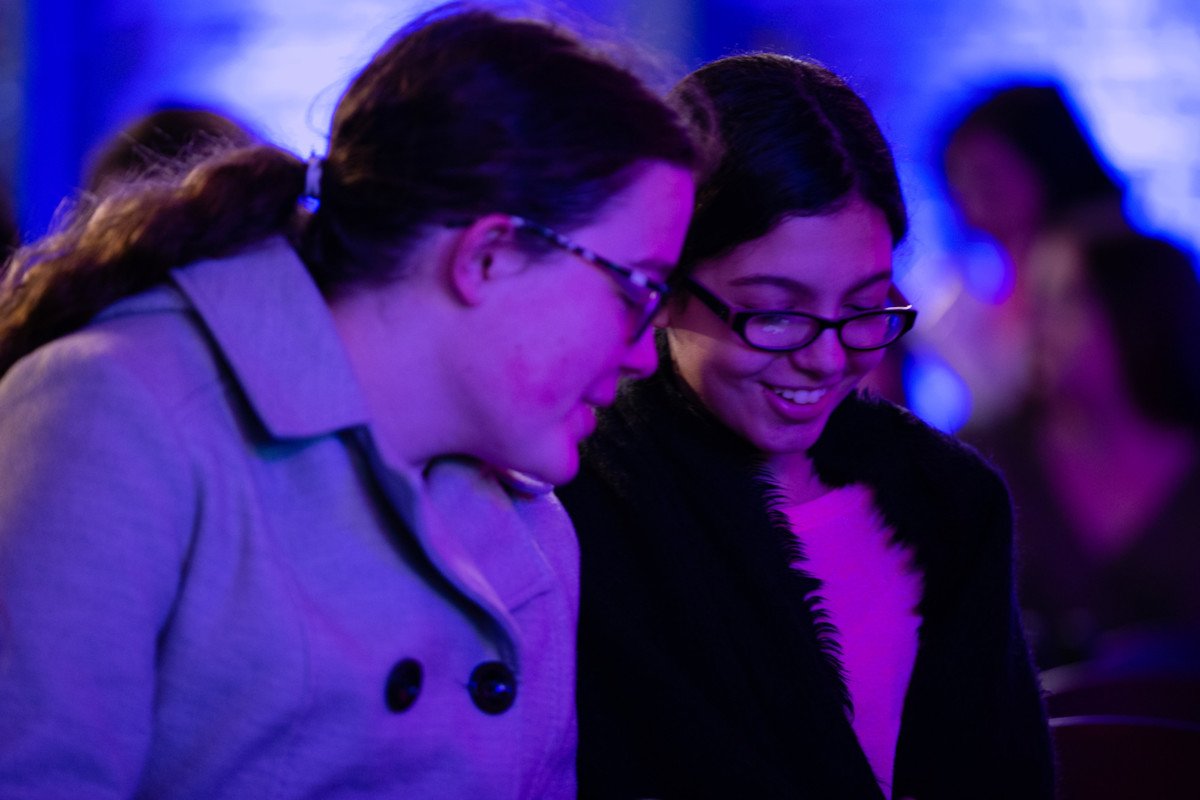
[0,238,578,799]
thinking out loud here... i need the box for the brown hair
[1080,232,1200,430]
[0,3,702,377]
[83,105,258,193]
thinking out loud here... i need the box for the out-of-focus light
[904,349,972,434]
[196,0,428,154]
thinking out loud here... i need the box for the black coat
[559,367,1055,799]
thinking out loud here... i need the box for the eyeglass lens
[746,311,907,350]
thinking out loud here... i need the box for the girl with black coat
[560,53,1055,800]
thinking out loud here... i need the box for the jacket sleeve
[962,466,1055,797]
[0,345,193,798]
[894,458,1056,800]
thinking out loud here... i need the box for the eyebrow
[725,270,893,298]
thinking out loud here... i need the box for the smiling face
[666,197,895,473]
[462,160,696,484]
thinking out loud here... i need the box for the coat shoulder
[815,392,1005,497]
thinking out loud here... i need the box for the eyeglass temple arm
[888,284,914,308]
[682,279,733,322]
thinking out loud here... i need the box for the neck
[992,213,1044,277]
[327,283,458,475]
[765,450,827,504]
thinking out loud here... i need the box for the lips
[762,382,834,423]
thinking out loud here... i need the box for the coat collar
[170,240,534,663]
[170,238,370,439]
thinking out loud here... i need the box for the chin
[529,466,577,488]
[747,422,823,458]
[514,450,579,487]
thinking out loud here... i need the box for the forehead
[947,129,1025,172]
[568,161,696,279]
[694,199,894,296]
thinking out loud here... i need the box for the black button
[384,658,423,712]
[468,660,517,714]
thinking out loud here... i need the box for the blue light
[904,349,972,434]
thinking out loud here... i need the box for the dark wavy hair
[943,83,1123,222]
[1080,232,1200,430]
[0,175,16,260]
[668,52,907,273]
[0,2,702,377]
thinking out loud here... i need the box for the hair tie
[304,153,324,200]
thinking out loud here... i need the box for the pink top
[780,484,922,796]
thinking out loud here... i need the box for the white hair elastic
[304,153,323,200]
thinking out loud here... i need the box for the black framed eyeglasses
[508,217,671,342]
[684,278,917,352]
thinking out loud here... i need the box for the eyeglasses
[684,278,917,352]
[509,217,671,343]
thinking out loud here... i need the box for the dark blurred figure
[83,104,258,193]
[930,83,1130,431]
[0,106,256,287]
[943,84,1126,270]
[1,173,17,263]
[972,229,1200,670]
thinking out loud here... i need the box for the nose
[789,327,846,377]
[620,325,660,379]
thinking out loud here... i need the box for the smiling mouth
[769,386,828,405]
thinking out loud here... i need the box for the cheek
[499,339,573,412]
[673,332,767,393]
[503,312,626,411]
[492,309,576,410]
[680,346,780,435]
[501,352,561,410]
[711,351,775,398]
[852,349,887,381]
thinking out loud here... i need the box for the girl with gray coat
[0,5,701,797]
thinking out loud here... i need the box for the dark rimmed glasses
[508,217,671,343]
[684,277,917,352]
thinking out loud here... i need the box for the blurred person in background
[971,229,1200,670]
[943,83,1126,277]
[1,173,17,262]
[3,107,254,275]
[930,82,1128,432]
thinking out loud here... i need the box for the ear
[446,213,526,306]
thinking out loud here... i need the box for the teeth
[772,387,827,405]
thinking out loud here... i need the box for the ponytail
[1,6,706,377]
[0,145,306,376]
